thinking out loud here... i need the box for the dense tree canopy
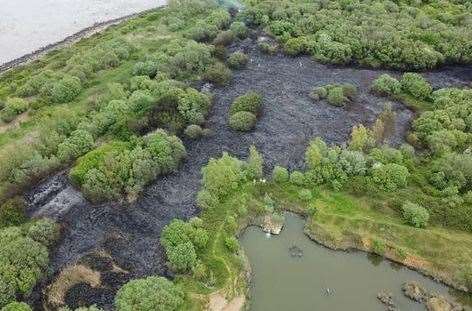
[243,0,472,70]
[0,220,58,308]
[70,130,186,202]
[115,276,184,311]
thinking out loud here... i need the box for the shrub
[341,84,357,99]
[44,76,82,103]
[213,30,235,46]
[0,227,50,307]
[245,146,263,180]
[402,202,429,228]
[166,41,213,79]
[203,62,232,85]
[224,236,239,253]
[349,124,374,151]
[166,242,197,272]
[1,302,32,311]
[206,9,231,29]
[272,166,289,183]
[311,84,355,107]
[372,74,401,96]
[184,124,203,139]
[371,163,410,191]
[327,87,346,106]
[200,152,245,203]
[230,22,248,39]
[1,98,28,123]
[57,129,94,162]
[283,37,308,56]
[312,34,352,65]
[229,91,262,116]
[132,61,159,78]
[25,219,60,247]
[0,197,26,228]
[70,130,185,202]
[227,52,248,69]
[298,189,312,201]
[290,171,305,186]
[258,42,277,54]
[160,218,210,272]
[400,73,432,99]
[187,22,218,42]
[115,276,184,311]
[310,86,328,100]
[228,111,256,131]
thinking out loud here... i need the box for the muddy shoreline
[302,219,469,293]
[25,36,471,310]
[0,8,159,74]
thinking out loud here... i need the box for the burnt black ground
[25,37,471,310]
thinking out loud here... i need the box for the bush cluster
[0,98,28,123]
[203,62,232,85]
[115,276,184,311]
[1,302,32,311]
[70,130,186,202]
[230,22,248,39]
[0,220,58,308]
[304,136,410,192]
[413,88,471,155]
[372,73,432,100]
[227,52,249,69]
[272,165,289,183]
[402,202,429,228]
[258,42,277,54]
[0,197,26,228]
[161,219,208,272]
[228,91,263,132]
[242,0,472,70]
[310,83,357,107]
[197,148,263,210]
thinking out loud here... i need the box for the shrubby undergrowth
[242,0,472,70]
[310,83,357,107]
[0,211,58,308]
[228,91,263,131]
[70,130,186,202]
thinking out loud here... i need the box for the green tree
[372,163,410,191]
[228,111,257,131]
[272,166,289,183]
[400,73,432,100]
[402,202,429,228]
[245,146,263,180]
[349,124,374,151]
[1,302,32,311]
[115,276,184,311]
[0,227,50,307]
[371,74,401,96]
[229,91,263,116]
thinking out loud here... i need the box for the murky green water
[241,213,472,311]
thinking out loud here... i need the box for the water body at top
[0,0,166,65]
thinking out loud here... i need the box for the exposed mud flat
[25,38,471,310]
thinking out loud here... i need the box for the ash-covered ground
[25,36,471,310]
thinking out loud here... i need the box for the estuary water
[0,0,165,65]
[241,213,472,311]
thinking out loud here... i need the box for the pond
[241,213,472,311]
